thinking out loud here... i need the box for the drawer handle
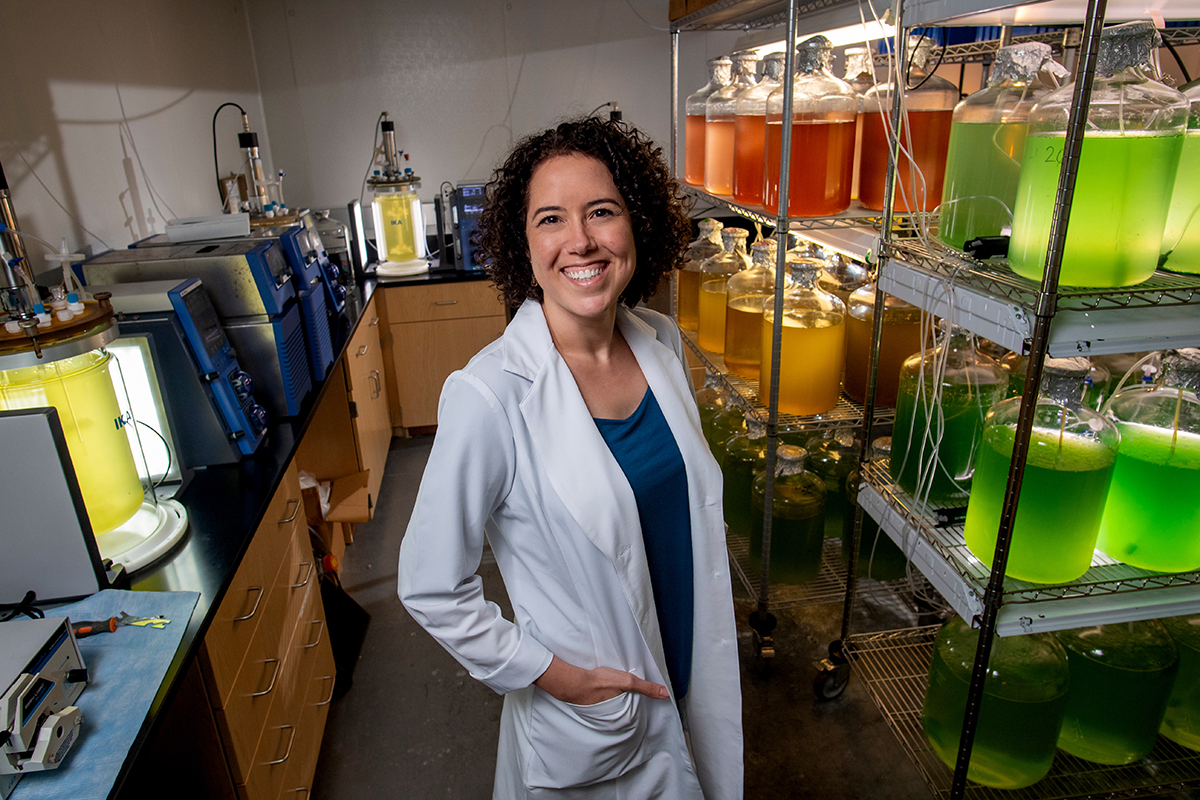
[316,675,336,706]
[304,618,325,649]
[232,585,264,622]
[288,789,310,799]
[292,561,314,589]
[279,498,300,524]
[369,369,381,399]
[356,344,369,357]
[434,300,458,306]
[369,316,379,326]
[252,658,281,697]
[267,724,297,765]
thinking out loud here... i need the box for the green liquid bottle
[722,431,766,539]
[807,429,859,538]
[890,325,1008,505]
[1161,614,1200,750]
[843,440,909,580]
[1055,621,1179,765]
[963,358,1119,584]
[938,42,1058,249]
[750,445,827,584]
[1161,84,1200,274]
[1008,22,1189,288]
[922,616,1070,789]
[1097,349,1200,571]
[705,405,746,462]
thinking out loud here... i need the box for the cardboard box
[326,470,373,523]
[669,0,689,19]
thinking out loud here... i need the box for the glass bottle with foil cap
[1096,348,1200,571]
[816,252,869,307]
[1162,83,1200,274]
[1009,22,1189,287]
[939,42,1062,250]
[843,437,909,579]
[1161,613,1200,750]
[733,52,786,207]
[764,36,858,216]
[698,227,751,353]
[724,238,778,378]
[890,323,1009,504]
[677,219,723,331]
[1054,621,1179,765]
[843,284,924,406]
[806,428,859,538]
[859,36,958,212]
[964,357,1120,583]
[760,254,846,416]
[705,403,747,461]
[685,57,732,187]
[922,615,1070,789]
[843,46,875,202]
[721,421,768,539]
[705,52,760,197]
[750,445,827,583]
[695,372,728,440]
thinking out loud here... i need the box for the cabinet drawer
[277,595,335,800]
[384,281,503,323]
[264,460,303,555]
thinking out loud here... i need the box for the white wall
[242,0,741,216]
[0,1,270,272]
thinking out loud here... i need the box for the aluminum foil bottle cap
[988,41,1061,85]
[787,253,824,286]
[731,50,761,74]
[721,227,750,251]
[844,46,873,79]
[763,51,788,80]
[1097,20,1162,78]
[750,238,778,264]
[698,218,723,233]
[796,35,834,73]
[1040,356,1091,403]
[709,56,733,85]
[1160,348,1200,391]
[908,35,937,71]
[776,444,808,474]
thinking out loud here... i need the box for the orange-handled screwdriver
[71,617,118,638]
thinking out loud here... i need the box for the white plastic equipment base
[95,499,188,574]
[375,259,430,277]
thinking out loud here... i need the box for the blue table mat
[11,589,200,800]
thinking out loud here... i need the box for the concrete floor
[311,435,936,798]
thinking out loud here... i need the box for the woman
[397,117,742,798]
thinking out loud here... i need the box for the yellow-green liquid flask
[678,219,723,331]
[1161,614,1200,750]
[697,227,751,353]
[750,445,827,584]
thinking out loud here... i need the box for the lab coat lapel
[507,303,659,641]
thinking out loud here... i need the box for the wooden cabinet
[382,281,507,430]
[197,458,334,800]
[295,295,391,521]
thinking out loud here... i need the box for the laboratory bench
[107,268,503,799]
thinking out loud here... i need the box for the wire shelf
[873,31,1071,66]
[859,460,1200,635]
[727,529,928,610]
[885,238,1200,313]
[846,626,1200,799]
[682,328,896,432]
[681,185,898,231]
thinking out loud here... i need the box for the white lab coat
[398,300,743,799]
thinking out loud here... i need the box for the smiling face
[525,154,637,331]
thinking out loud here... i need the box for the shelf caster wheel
[748,609,777,674]
[813,658,850,700]
[828,639,846,661]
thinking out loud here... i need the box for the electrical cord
[0,591,43,622]
[11,151,112,251]
[212,102,247,206]
[623,0,670,32]
[136,419,173,491]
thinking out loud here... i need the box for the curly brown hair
[477,117,692,309]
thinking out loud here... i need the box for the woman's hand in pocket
[534,656,669,705]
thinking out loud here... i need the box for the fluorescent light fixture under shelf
[739,20,896,55]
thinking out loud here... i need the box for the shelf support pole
[670,28,680,322]
[948,0,1108,796]
[841,5,908,646]
[758,0,800,618]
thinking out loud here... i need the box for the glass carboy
[724,238,778,378]
[750,445,827,583]
[677,219,723,331]
[721,423,767,538]
[685,56,732,187]
[1009,22,1189,287]
[698,227,751,353]
[1097,348,1200,571]
[843,284,924,406]
[1161,613,1200,750]
[817,253,869,307]
[705,52,760,197]
[806,428,858,538]
[890,324,1009,504]
[733,52,786,207]
[1054,621,1179,765]
[922,615,1071,789]
[843,437,910,580]
[764,36,857,216]
[1162,82,1200,273]
[859,36,958,212]
[964,357,1120,583]
[938,42,1061,249]
[760,254,846,416]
